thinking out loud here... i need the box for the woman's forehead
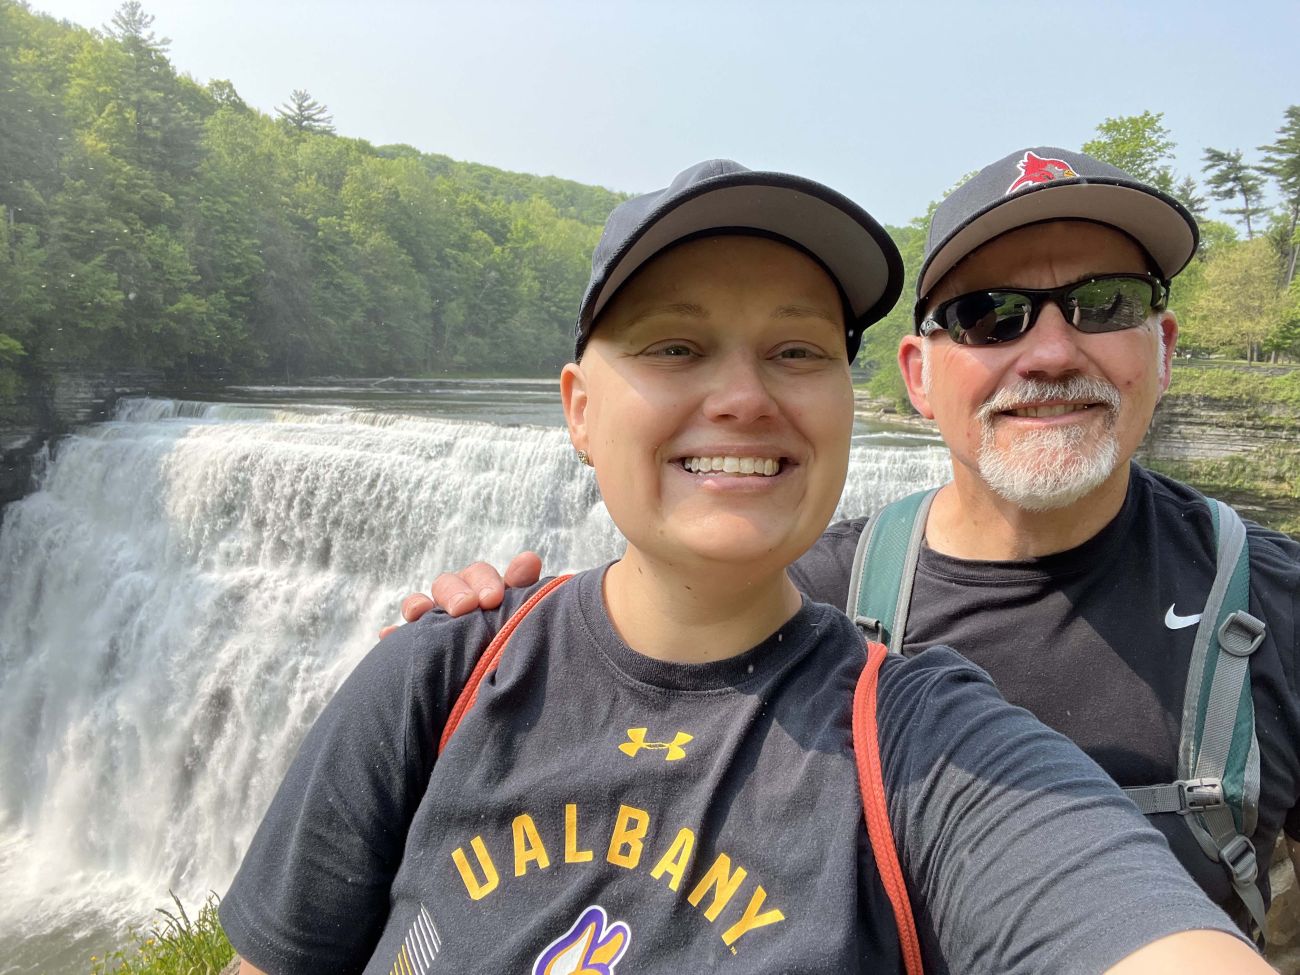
[596,236,845,332]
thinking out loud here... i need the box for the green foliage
[1083,111,1177,193]
[1166,363,1300,410]
[1258,105,1300,285]
[856,218,926,412]
[88,893,234,975]
[0,1,627,380]
[5,8,1299,387]
[1181,237,1289,362]
[1203,146,1268,238]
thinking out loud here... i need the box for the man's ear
[560,362,590,454]
[1158,311,1178,394]
[898,335,936,419]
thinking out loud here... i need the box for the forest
[2,0,1299,414]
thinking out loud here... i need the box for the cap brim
[584,174,902,339]
[917,178,1199,302]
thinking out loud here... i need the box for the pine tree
[1258,105,1300,284]
[106,0,169,52]
[1175,175,1208,222]
[276,89,334,134]
[1202,147,1267,239]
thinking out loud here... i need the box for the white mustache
[976,376,1121,423]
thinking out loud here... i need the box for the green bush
[89,894,234,975]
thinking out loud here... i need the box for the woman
[221,161,1263,974]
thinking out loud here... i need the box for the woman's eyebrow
[624,302,709,327]
[773,304,840,323]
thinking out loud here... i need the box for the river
[0,379,950,975]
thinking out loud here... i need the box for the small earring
[576,448,592,467]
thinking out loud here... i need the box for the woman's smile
[561,235,854,576]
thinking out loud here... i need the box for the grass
[1167,361,1300,411]
[89,894,234,975]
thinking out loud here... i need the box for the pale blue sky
[26,0,1300,227]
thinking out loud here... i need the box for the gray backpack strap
[847,489,936,654]
[1123,499,1267,938]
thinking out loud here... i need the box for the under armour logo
[619,728,692,761]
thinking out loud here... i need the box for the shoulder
[1136,462,1297,576]
[1136,464,1299,575]
[873,645,1000,733]
[789,516,868,609]
[360,573,586,721]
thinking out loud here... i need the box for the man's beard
[974,376,1122,512]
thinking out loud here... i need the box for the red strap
[854,640,924,975]
[437,574,573,756]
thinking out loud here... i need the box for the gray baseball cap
[914,146,1199,327]
[576,159,903,360]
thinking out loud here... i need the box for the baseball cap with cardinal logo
[913,146,1199,328]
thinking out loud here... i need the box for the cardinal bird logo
[1006,151,1077,194]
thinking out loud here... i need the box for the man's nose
[1015,302,1088,378]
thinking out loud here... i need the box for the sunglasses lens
[1067,278,1155,333]
[945,291,1032,345]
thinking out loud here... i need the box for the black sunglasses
[919,273,1169,347]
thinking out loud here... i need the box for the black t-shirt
[790,463,1300,913]
[220,566,1236,974]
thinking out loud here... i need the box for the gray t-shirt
[221,565,1237,974]
[789,464,1300,919]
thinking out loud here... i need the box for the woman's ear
[898,335,936,419]
[560,362,590,454]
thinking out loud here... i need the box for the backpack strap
[853,637,923,975]
[847,489,937,653]
[1122,498,1267,938]
[437,574,573,756]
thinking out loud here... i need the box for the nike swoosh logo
[1165,604,1203,630]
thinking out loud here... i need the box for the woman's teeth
[683,456,781,476]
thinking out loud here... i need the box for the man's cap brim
[917,176,1199,304]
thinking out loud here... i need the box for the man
[399,147,1300,936]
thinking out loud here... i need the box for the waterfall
[0,393,950,971]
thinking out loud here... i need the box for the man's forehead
[933,220,1151,295]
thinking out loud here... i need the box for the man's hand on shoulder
[378,552,544,638]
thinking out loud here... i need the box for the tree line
[0,0,621,407]
[1,2,1298,420]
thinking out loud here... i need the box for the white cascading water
[0,395,950,972]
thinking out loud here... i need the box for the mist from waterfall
[0,391,950,972]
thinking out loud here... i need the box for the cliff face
[0,369,160,511]
[1142,394,1298,462]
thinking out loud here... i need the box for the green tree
[276,88,334,134]
[1083,111,1177,193]
[1184,238,1286,362]
[1175,175,1208,222]
[1258,105,1300,284]
[1202,147,1267,239]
